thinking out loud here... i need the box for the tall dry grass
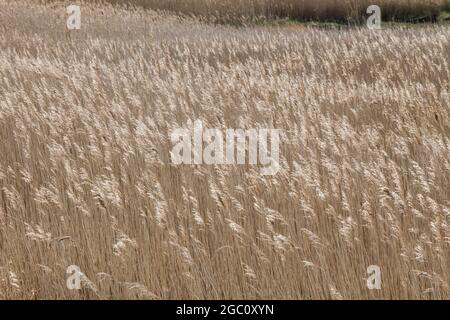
[0,0,449,299]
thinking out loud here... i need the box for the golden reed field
[0,0,449,299]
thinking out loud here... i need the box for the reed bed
[0,1,449,299]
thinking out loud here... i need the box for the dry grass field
[0,0,449,299]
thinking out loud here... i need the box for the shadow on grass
[249,10,450,29]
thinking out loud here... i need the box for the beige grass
[0,0,449,299]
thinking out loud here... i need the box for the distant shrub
[92,0,450,23]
